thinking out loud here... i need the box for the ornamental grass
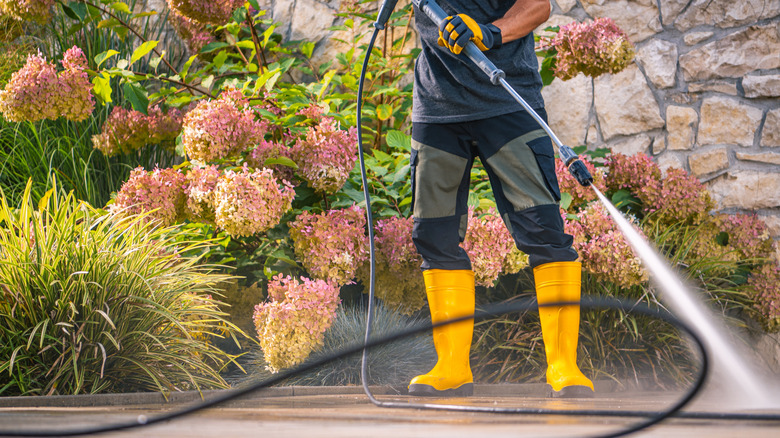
[0,181,245,395]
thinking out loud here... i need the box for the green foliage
[0,181,246,395]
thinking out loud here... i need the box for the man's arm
[492,0,551,44]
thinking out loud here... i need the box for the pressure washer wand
[413,0,593,186]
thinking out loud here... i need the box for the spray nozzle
[559,145,593,187]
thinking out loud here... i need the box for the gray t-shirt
[412,0,544,123]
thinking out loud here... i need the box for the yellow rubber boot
[408,269,475,397]
[534,261,594,398]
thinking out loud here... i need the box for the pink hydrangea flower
[247,139,295,182]
[550,17,635,80]
[0,0,55,23]
[92,105,183,156]
[169,8,216,53]
[290,117,358,194]
[167,0,245,25]
[643,168,714,226]
[462,208,529,287]
[717,214,775,262]
[358,215,426,314]
[181,88,266,162]
[748,263,780,331]
[253,275,340,372]
[213,165,295,237]
[185,165,221,222]
[289,206,369,285]
[565,202,648,288]
[0,47,94,122]
[110,167,188,226]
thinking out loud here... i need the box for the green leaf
[540,55,556,87]
[131,11,158,19]
[559,191,573,211]
[92,72,113,105]
[130,40,159,66]
[180,55,197,80]
[66,1,87,20]
[110,2,131,14]
[300,41,315,59]
[715,231,729,246]
[201,75,215,90]
[265,157,298,169]
[235,40,256,50]
[200,42,230,53]
[212,51,229,70]
[122,82,149,115]
[247,0,261,11]
[376,104,393,121]
[94,50,119,68]
[385,130,411,150]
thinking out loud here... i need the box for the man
[407,0,594,398]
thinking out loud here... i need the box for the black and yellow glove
[437,14,502,55]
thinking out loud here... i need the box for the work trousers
[410,109,578,270]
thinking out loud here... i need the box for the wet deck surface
[2,387,779,437]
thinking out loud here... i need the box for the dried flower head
[110,167,188,226]
[253,277,339,372]
[167,0,245,25]
[747,263,780,332]
[213,166,295,237]
[550,17,635,81]
[185,165,221,223]
[291,117,357,194]
[0,47,94,122]
[356,215,426,314]
[289,206,369,285]
[92,105,183,156]
[556,157,607,211]
[253,275,340,372]
[0,0,55,24]
[462,208,528,287]
[181,89,266,162]
[169,8,216,53]
[565,202,648,288]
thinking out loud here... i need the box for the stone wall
[151,1,780,244]
[540,0,780,247]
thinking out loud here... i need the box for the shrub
[0,181,244,395]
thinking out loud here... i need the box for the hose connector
[559,145,593,187]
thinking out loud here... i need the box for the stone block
[656,153,685,175]
[687,81,738,95]
[542,73,593,147]
[680,24,780,82]
[762,109,780,147]
[736,152,780,166]
[290,0,337,42]
[666,106,698,151]
[698,96,762,147]
[555,0,578,13]
[594,64,665,141]
[707,171,780,209]
[580,0,662,42]
[637,39,678,89]
[607,134,652,156]
[743,75,780,98]
[659,0,689,25]
[689,147,729,176]
[675,0,780,31]
[684,31,715,46]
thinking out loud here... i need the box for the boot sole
[408,382,474,397]
[551,385,594,398]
